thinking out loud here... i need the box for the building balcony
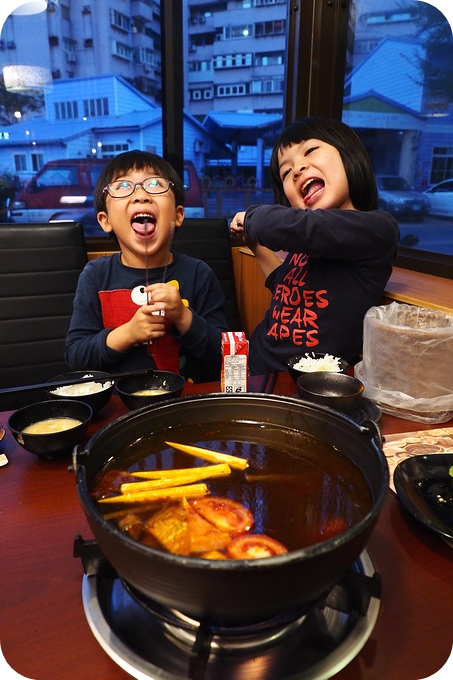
[131,0,154,22]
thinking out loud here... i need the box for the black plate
[394,454,453,540]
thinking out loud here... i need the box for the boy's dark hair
[269,117,378,211]
[94,149,185,213]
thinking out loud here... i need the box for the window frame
[96,0,453,279]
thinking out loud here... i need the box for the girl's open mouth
[302,178,325,205]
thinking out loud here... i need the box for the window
[430,147,453,184]
[101,143,130,157]
[367,12,414,25]
[31,153,44,172]
[190,87,213,100]
[55,101,79,119]
[139,47,155,67]
[255,0,286,5]
[343,0,453,259]
[0,0,452,269]
[256,51,285,66]
[82,98,109,117]
[110,10,131,33]
[14,155,26,172]
[226,25,254,39]
[215,83,248,97]
[189,60,212,72]
[213,53,252,69]
[112,41,134,60]
[251,78,284,93]
[255,20,286,37]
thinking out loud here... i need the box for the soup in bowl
[9,399,92,459]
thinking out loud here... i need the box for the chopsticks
[147,220,175,357]
[0,369,157,396]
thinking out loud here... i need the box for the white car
[423,179,453,218]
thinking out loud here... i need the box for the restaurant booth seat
[172,217,242,332]
[0,221,88,410]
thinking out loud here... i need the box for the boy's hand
[106,301,166,352]
[146,282,192,335]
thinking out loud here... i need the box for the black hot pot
[74,393,388,626]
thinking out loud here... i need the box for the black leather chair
[172,217,242,332]
[0,222,88,409]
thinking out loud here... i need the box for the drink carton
[221,332,248,393]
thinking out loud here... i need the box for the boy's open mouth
[301,178,325,203]
[132,213,157,236]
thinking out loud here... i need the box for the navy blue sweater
[65,251,228,383]
[243,205,400,375]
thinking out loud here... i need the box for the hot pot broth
[93,420,372,554]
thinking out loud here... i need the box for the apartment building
[0,0,162,105]
[184,0,287,118]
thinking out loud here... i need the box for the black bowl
[297,372,364,413]
[8,399,92,459]
[116,370,185,410]
[75,393,388,625]
[46,371,114,414]
[287,353,349,383]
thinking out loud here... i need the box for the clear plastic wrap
[355,302,453,423]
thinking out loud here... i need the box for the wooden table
[1,372,452,680]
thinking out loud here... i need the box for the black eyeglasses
[103,176,174,198]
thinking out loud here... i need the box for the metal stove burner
[120,578,311,651]
[78,544,380,680]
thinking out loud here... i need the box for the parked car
[0,179,15,222]
[182,160,203,218]
[376,175,429,221]
[11,158,203,236]
[423,179,453,218]
[10,158,107,227]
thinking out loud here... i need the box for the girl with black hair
[231,117,400,375]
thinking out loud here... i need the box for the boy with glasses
[65,150,228,382]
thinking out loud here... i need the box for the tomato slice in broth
[227,534,288,559]
[190,496,254,534]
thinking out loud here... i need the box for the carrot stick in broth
[98,482,209,504]
[165,442,249,470]
[120,463,231,494]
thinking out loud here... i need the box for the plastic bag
[356,302,453,423]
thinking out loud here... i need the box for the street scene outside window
[0,1,452,255]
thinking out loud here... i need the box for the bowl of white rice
[46,371,114,413]
[287,352,349,383]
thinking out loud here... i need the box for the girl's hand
[230,211,246,235]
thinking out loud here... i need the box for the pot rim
[75,392,389,570]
